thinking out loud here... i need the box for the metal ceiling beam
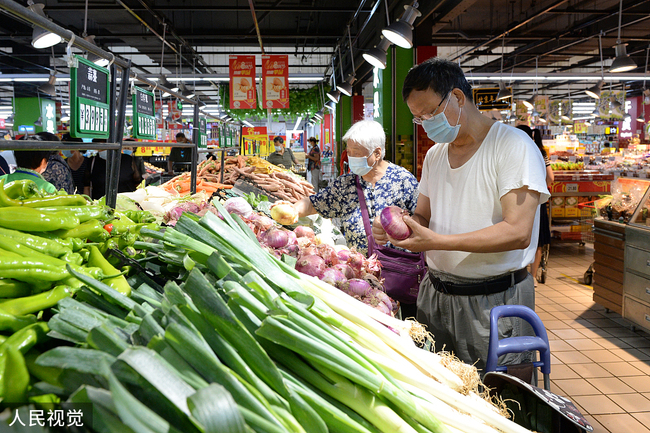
[451,0,570,61]
[43,5,374,13]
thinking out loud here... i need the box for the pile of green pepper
[0,179,159,406]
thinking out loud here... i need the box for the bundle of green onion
[29,201,535,433]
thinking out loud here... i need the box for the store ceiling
[0,0,649,108]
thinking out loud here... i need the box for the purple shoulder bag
[356,176,426,305]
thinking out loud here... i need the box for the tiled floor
[536,242,650,432]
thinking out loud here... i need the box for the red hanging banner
[229,55,257,109]
[261,55,289,109]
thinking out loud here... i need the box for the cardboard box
[564,196,579,217]
[551,196,565,217]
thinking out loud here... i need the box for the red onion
[295,254,327,278]
[263,228,290,249]
[249,214,274,231]
[224,197,253,218]
[297,237,312,248]
[336,249,351,262]
[286,230,297,245]
[340,278,372,297]
[316,244,339,266]
[347,252,365,276]
[294,226,315,240]
[320,268,347,287]
[332,263,355,280]
[380,206,412,240]
[280,244,300,257]
[299,246,317,257]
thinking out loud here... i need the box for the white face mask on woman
[348,153,377,176]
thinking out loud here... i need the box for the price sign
[595,156,602,163]
[472,87,512,111]
[609,156,616,162]
[551,155,558,161]
[198,117,207,149]
[132,87,156,140]
[69,55,110,139]
[569,156,577,163]
[566,183,579,193]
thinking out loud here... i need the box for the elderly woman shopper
[292,120,419,256]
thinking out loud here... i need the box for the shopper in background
[168,132,192,173]
[517,125,554,286]
[61,133,89,194]
[124,138,145,188]
[1,147,56,194]
[36,132,75,194]
[372,58,550,373]
[339,147,349,175]
[305,136,321,193]
[0,155,9,175]
[266,136,297,169]
[85,139,143,199]
[292,120,419,255]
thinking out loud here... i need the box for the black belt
[429,268,529,296]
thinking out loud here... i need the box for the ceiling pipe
[483,1,650,72]
[451,0,570,61]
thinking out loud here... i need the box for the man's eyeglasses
[412,92,450,125]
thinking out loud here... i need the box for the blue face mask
[421,95,462,143]
[348,154,377,176]
[61,150,73,158]
[274,145,283,152]
[123,149,133,155]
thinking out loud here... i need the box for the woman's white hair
[342,120,386,159]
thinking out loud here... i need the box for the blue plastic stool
[486,305,551,390]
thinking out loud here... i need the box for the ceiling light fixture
[522,57,539,109]
[495,36,512,101]
[609,0,637,73]
[38,74,56,96]
[336,29,356,97]
[34,116,43,127]
[363,36,391,69]
[60,109,69,122]
[28,1,62,49]
[382,1,421,49]
[326,57,341,103]
[586,33,605,98]
[610,94,622,109]
[180,83,195,99]
[84,36,110,67]
[639,46,649,123]
[561,86,573,121]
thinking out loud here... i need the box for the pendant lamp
[382,1,421,49]
[28,1,62,49]
[586,33,605,98]
[336,28,356,97]
[609,0,637,73]
[363,36,391,70]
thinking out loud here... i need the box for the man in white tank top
[372,58,550,373]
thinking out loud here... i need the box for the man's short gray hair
[342,120,386,159]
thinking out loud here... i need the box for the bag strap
[355,176,377,255]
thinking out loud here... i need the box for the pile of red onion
[246,216,397,316]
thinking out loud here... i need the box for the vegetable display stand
[484,373,594,433]
[549,171,613,244]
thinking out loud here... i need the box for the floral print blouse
[42,153,75,194]
[310,163,419,255]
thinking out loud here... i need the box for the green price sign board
[132,87,156,140]
[70,55,110,139]
[472,87,512,111]
[198,117,207,148]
